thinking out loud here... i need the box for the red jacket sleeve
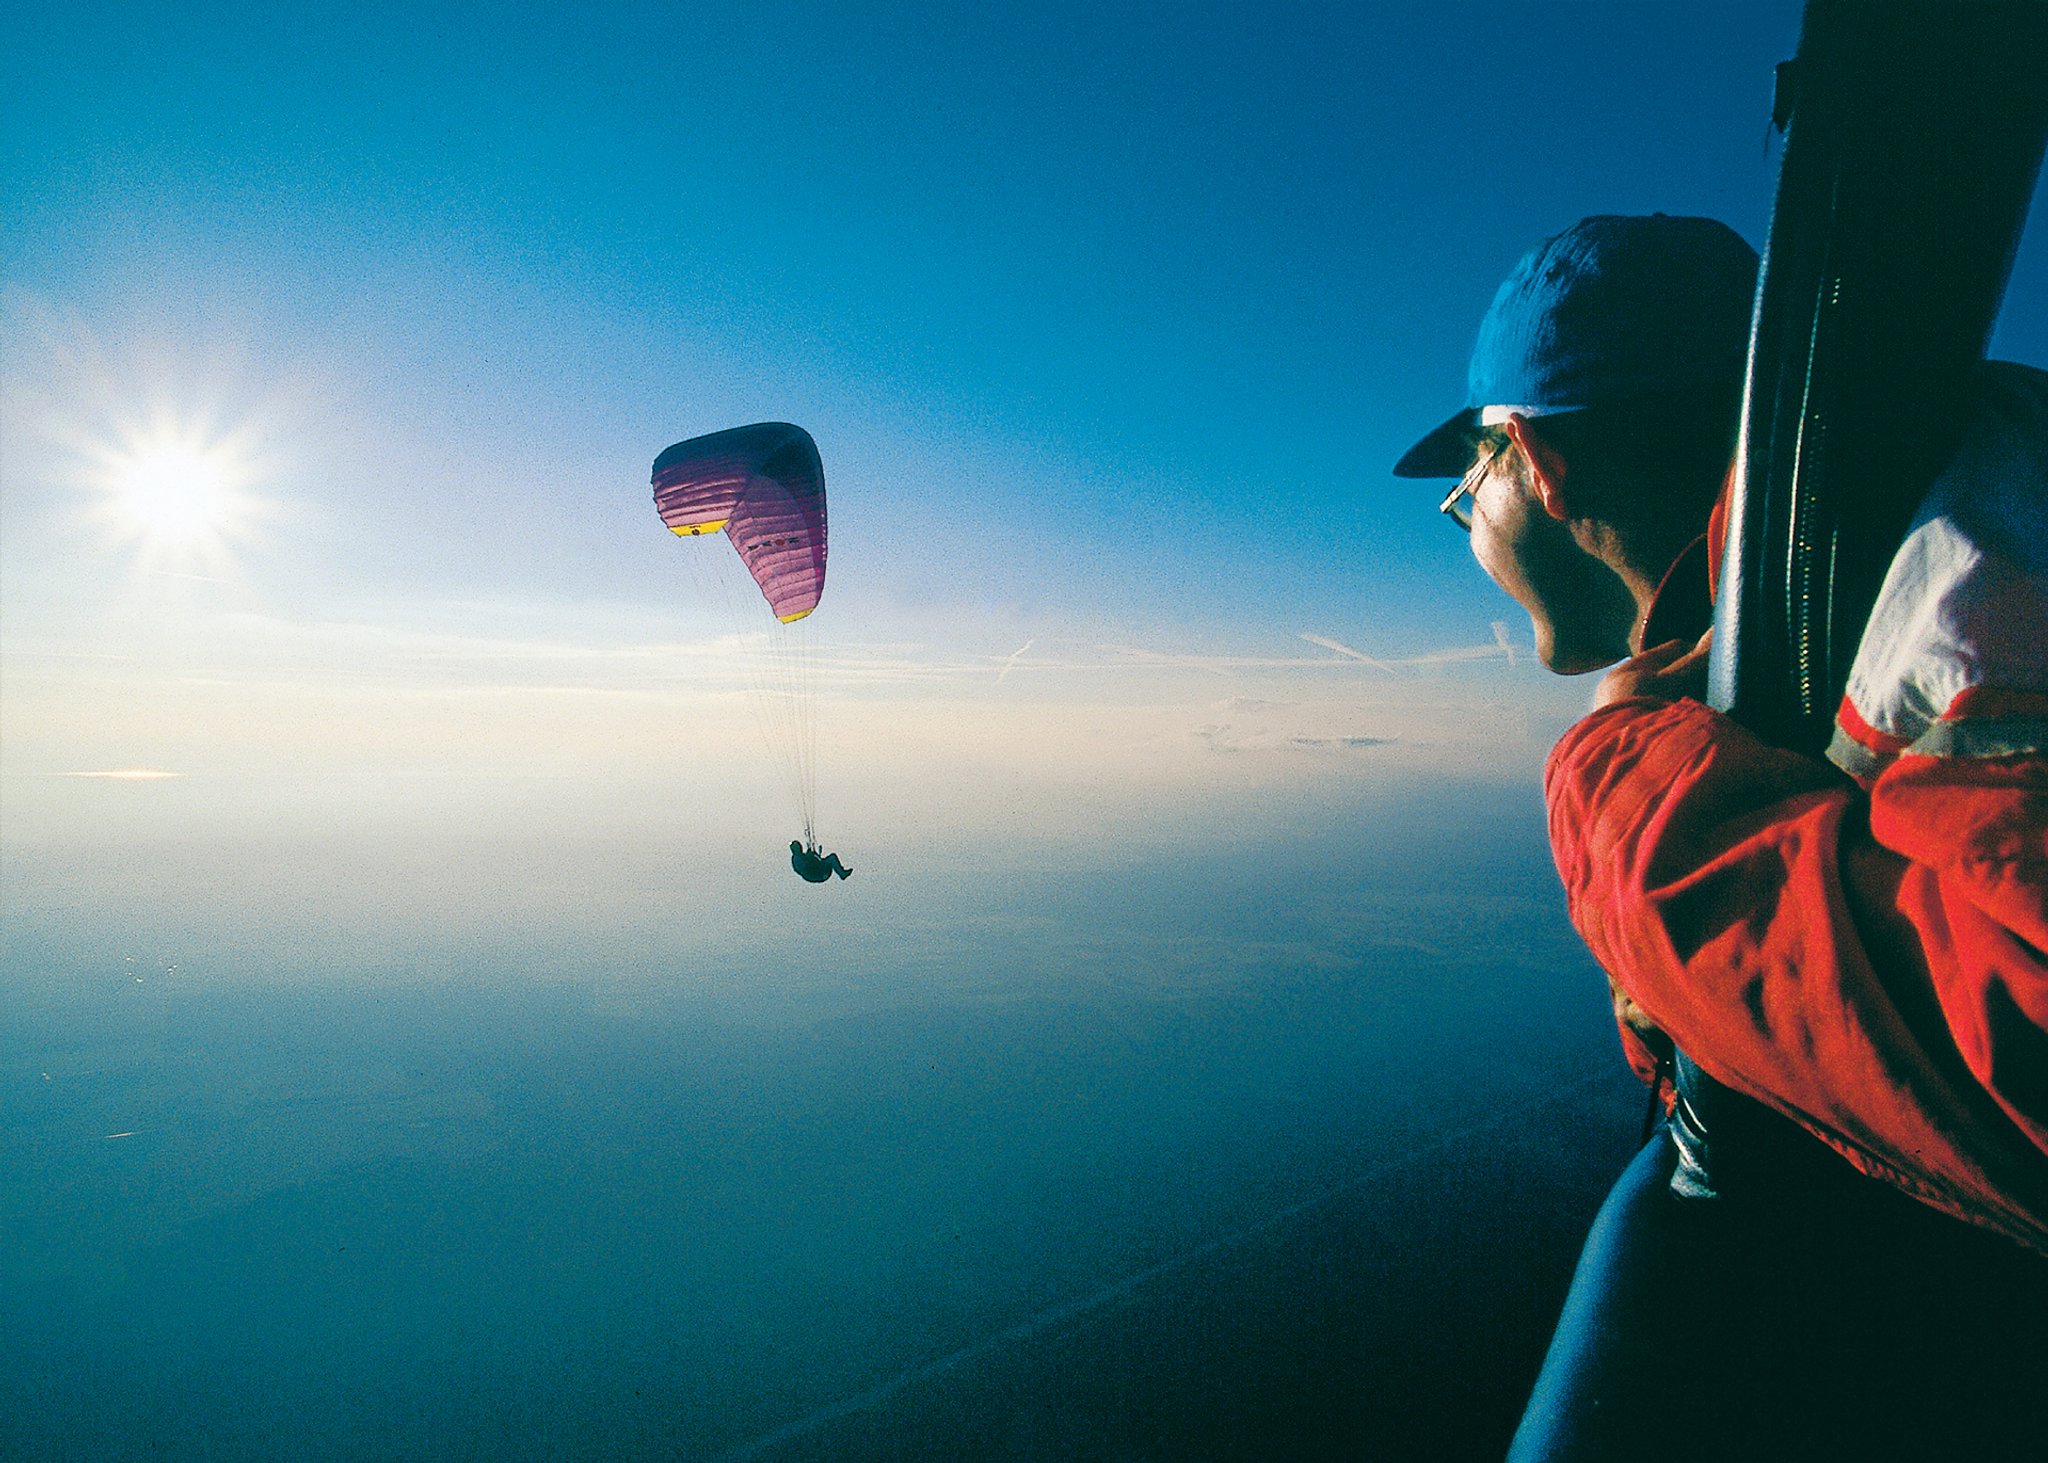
[1545,695,2048,1250]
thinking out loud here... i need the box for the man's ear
[1504,413,1571,521]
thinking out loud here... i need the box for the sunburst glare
[3,302,299,581]
[118,439,229,541]
[84,411,274,575]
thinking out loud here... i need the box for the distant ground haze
[2,786,1641,1461]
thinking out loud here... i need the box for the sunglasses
[1438,438,1507,532]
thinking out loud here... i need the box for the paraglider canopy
[653,422,827,621]
[652,420,834,855]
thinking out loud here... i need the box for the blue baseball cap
[1393,214,1759,477]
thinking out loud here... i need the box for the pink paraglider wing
[653,426,756,534]
[727,431,827,623]
[652,423,827,621]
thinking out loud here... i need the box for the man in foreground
[1394,214,2048,1459]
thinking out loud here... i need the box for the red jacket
[1545,363,2048,1251]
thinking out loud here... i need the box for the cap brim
[1392,407,1481,478]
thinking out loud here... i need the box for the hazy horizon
[5,778,1646,1461]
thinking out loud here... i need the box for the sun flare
[117,442,230,541]
[84,413,271,571]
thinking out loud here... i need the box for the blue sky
[5,0,2043,941]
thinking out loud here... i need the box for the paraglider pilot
[790,840,852,882]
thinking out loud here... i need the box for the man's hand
[1610,975,1673,1067]
[1594,628,1713,710]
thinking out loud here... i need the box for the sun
[86,414,270,569]
[117,441,231,542]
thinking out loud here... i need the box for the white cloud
[1192,724,1396,756]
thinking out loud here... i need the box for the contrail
[994,639,1036,685]
[1298,632,1397,674]
[709,1072,1611,1463]
[1491,620,1517,667]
